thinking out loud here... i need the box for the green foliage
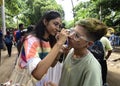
[95,0,120,32]
[29,0,64,24]
[3,0,64,28]
[73,0,120,32]
[3,0,120,32]
[5,0,28,28]
[99,0,120,11]
[74,1,100,22]
[65,20,74,29]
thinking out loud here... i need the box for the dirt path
[0,47,17,83]
[0,47,120,86]
[107,47,120,86]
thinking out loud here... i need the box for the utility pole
[99,5,102,21]
[1,0,6,35]
[0,0,6,65]
[70,0,75,26]
[99,0,102,21]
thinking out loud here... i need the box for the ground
[107,47,120,86]
[0,46,120,86]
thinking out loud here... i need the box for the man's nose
[68,33,74,39]
[69,31,75,37]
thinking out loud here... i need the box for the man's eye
[59,25,62,28]
[76,34,80,39]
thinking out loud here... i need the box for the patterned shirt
[19,35,51,74]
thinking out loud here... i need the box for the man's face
[68,25,89,50]
[20,25,24,30]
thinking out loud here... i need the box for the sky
[56,0,90,21]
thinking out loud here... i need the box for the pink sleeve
[24,36,40,61]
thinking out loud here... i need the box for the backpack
[88,40,105,61]
[5,36,12,44]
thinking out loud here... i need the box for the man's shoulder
[87,54,101,70]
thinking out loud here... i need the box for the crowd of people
[109,32,120,47]
[0,24,35,57]
[0,10,116,86]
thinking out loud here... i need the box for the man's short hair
[76,18,108,41]
[19,23,24,28]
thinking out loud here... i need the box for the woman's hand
[56,29,69,46]
[44,81,57,86]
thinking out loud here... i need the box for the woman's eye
[54,22,59,26]
[53,22,62,29]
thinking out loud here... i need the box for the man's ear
[87,41,94,48]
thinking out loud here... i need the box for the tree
[93,0,120,31]
[5,0,27,28]
[24,0,64,25]
[3,0,64,28]
[74,0,120,32]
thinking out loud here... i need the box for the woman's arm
[50,52,62,67]
[32,29,69,80]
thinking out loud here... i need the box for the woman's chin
[51,33,56,36]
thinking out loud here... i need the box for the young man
[15,23,24,43]
[100,36,113,86]
[45,18,107,86]
[15,23,25,54]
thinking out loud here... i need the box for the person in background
[109,32,115,48]
[26,25,35,33]
[9,10,69,86]
[100,36,113,86]
[15,23,24,42]
[4,31,13,57]
[0,29,4,64]
[15,23,24,53]
[16,25,35,59]
[13,28,17,46]
[45,18,108,86]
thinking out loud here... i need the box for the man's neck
[74,49,88,58]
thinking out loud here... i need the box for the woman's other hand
[44,81,57,86]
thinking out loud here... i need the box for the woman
[9,10,69,86]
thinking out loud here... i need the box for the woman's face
[45,17,61,36]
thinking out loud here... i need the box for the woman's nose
[56,27,61,32]
[56,25,61,30]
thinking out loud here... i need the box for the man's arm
[105,50,112,60]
